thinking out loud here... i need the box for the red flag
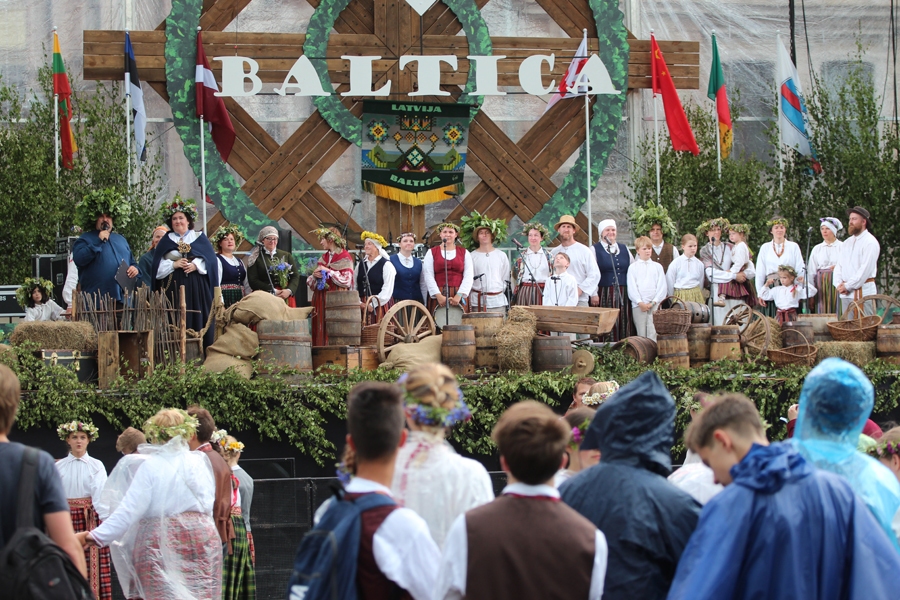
[544,33,589,113]
[651,34,699,156]
[52,32,77,169]
[195,32,235,162]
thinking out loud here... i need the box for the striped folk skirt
[598,285,633,342]
[221,284,244,308]
[814,267,841,316]
[223,507,257,600]
[514,282,544,306]
[69,497,112,600]
[673,287,705,304]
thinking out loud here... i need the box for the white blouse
[755,240,805,293]
[627,259,668,308]
[156,230,208,279]
[807,240,843,277]
[355,255,397,305]
[470,250,510,309]
[517,248,552,285]
[423,247,475,298]
[666,255,705,293]
[25,300,65,322]
[55,452,108,505]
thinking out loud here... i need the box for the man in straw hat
[834,206,880,314]
[549,215,600,308]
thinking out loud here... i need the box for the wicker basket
[767,329,818,367]
[653,297,692,335]
[827,315,881,342]
[360,297,394,346]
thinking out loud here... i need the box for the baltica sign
[214,54,621,98]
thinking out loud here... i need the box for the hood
[731,442,812,493]
[581,370,674,476]
[795,358,874,449]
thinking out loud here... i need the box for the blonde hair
[588,381,617,396]
[680,233,697,246]
[0,364,21,434]
[143,408,198,443]
[403,363,460,431]
[221,434,243,465]
[634,236,652,250]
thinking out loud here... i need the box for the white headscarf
[820,217,842,236]
[248,226,279,266]
[597,219,618,253]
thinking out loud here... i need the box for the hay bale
[814,341,876,368]
[744,316,782,353]
[496,307,537,372]
[381,335,442,371]
[9,321,98,352]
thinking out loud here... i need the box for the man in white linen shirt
[549,215,601,307]
[470,224,510,313]
[834,206,880,314]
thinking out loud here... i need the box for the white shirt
[355,255,397,306]
[702,243,737,284]
[807,239,843,277]
[423,246,475,298]
[759,281,817,310]
[551,242,601,303]
[434,482,608,600]
[542,271,579,307]
[627,258,668,308]
[394,253,430,303]
[25,300,65,322]
[834,229,880,297]
[516,247,552,285]
[390,431,494,549]
[668,463,723,505]
[666,255,705,294]
[311,478,440,600]
[728,241,752,275]
[63,252,78,307]
[756,240,805,294]
[56,452,108,505]
[156,230,208,278]
[470,250,510,309]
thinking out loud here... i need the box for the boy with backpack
[288,381,439,600]
[434,401,608,600]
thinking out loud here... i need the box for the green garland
[629,203,677,242]
[459,211,508,250]
[16,278,54,309]
[75,188,132,231]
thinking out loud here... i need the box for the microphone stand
[803,227,813,314]
[444,191,472,216]
[443,238,450,327]
[605,240,626,310]
[341,198,363,240]
[259,241,277,295]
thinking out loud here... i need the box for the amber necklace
[772,240,785,258]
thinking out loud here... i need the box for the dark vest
[357,258,387,300]
[594,242,630,288]
[217,254,246,286]
[465,495,595,600]
[345,493,412,600]
[390,254,423,303]
[430,245,466,290]
[650,243,675,273]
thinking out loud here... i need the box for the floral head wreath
[629,203,677,243]
[767,217,789,229]
[210,429,228,445]
[161,193,199,223]
[310,225,346,249]
[778,264,798,277]
[436,222,460,233]
[16,277,54,308]
[727,223,751,236]
[696,218,730,237]
[397,373,473,428]
[521,222,550,242]
[867,440,900,459]
[570,417,592,447]
[142,409,200,444]
[582,381,620,407]
[211,224,244,249]
[459,212,509,250]
[218,434,245,454]
[58,420,99,441]
[360,231,389,248]
[75,188,133,231]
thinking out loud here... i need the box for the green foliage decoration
[15,278,54,309]
[459,211,508,250]
[75,188,133,231]
[628,203,677,242]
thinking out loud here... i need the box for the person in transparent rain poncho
[389,363,494,549]
[77,409,222,600]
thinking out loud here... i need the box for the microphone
[100,221,110,242]
[551,276,560,281]
[710,237,717,244]
[512,238,524,250]
[473,273,485,281]
[602,235,611,246]
[807,226,814,234]
[352,198,362,204]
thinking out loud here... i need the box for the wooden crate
[312,346,379,372]
[98,331,154,389]
[520,306,620,335]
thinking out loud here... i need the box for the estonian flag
[125,32,147,162]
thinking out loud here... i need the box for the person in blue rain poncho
[667,392,900,600]
[791,357,900,549]
[560,371,702,600]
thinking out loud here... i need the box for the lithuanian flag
[52,32,77,169]
[707,33,732,159]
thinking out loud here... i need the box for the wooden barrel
[657,333,690,368]
[532,336,573,372]
[441,325,476,376]
[682,301,710,324]
[612,336,658,365]
[782,321,815,347]
[687,323,711,366]
[876,324,900,364]
[257,319,313,371]
[796,314,836,342]
[710,325,742,361]
[463,312,503,372]
[325,290,362,346]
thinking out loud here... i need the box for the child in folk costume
[55,420,111,600]
[19,277,65,322]
[627,237,668,341]
[758,265,816,324]
[717,223,757,310]
[463,214,510,314]
[216,432,256,600]
[542,252,579,307]
[807,217,843,315]
[513,222,553,306]
[306,226,354,346]
[224,435,256,568]
[666,234,705,303]
[755,218,806,318]
[554,408,600,488]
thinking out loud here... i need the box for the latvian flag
[544,33,589,113]
[125,32,147,162]
[195,31,235,162]
[776,35,821,172]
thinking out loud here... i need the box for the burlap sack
[9,321,98,352]
[204,349,253,379]
[207,323,259,359]
[228,291,314,325]
[381,335,442,371]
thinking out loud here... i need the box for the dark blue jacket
[72,230,139,301]
[667,442,900,599]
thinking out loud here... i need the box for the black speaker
[32,254,54,281]
[276,226,292,253]
[50,256,69,305]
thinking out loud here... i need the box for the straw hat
[554,215,580,232]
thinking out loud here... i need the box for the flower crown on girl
[570,418,592,447]
[582,381,620,407]
[211,224,244,249]
[57,420,99,441]
[16,277,54,308]
[397,373,472,428]
[161,194,198,223]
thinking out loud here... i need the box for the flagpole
[776,32,784,193]
[713,31,722,179]
[198,26,208,233]
[580,29,593,247]
[651,30,661,205]
[53,28,60,183]
[125,33,132,192]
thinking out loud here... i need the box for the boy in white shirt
[758,265,817,324]
[542,253,579,307]
[627,237,668,341]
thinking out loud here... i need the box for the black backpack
[0,447,93,600]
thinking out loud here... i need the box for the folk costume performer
[465,214,510,314]
[423,223,474,315]
[513,223,553,306]
[306,226,354,346]
[356,231,396,324]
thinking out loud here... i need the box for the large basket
[767,329,817,367]
[653,297,692,335]
[827,315,881,342]
[360,297,393,346]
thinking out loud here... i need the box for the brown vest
[650,243,675,273]
[465,495,595,600]
[200,445,236,550]
[345,492,412,600]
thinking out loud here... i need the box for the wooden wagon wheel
[724,304,754,334]
[377,300,437,362]
[843,294,900,323]
[740,310,772,361]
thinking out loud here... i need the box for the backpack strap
[16,447,39,529]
